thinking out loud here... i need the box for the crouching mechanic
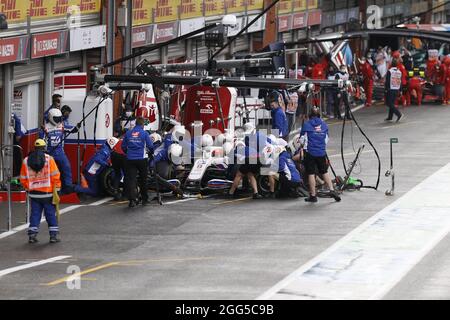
[20,139,61,244]
[266,139,302,198]
[300,106,341,203]
[74,137,119,197]
[122,117,154,208]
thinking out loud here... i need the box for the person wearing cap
[267,139,302,198]
[269,91,288,140]
[43,94,63,124]
[74,137,119,197]
[121,117,154,208]
[300,107,341,203]
[20,139,61,244]
[60,105,79,134]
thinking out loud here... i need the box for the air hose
[339,90,382,190]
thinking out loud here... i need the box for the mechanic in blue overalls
[269,91,289,141]
[74,137,119,197]
[39,108,76,194]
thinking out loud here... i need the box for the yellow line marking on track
[44,257,216,286]
[44,262,121,286]
[214,197,253,205]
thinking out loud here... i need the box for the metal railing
[1,144,25,232]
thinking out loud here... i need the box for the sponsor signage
[278,15,292,32]
[70,25,106,51]
[179,17,205,37]
[307,9,322,26]
[0,35,29,65]
[31,30,69,59]
[132,25,154,48]
[292,12,307,29]
[154,21,178,43]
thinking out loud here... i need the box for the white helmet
[223,133,234,143]
[235,140,246,148]
[150,133,162,144]
[106,137,119,149]
[267,134,278,144]
[290,134,302,151]
[172,125,186,143]
[48,108,63,126]
[261,144,275,164]
[201,134,214,147]
[277,138,288,148]
[216,134,226,145]
[243,122,256,135]
[168,143,183,160]
[223,142,234,155]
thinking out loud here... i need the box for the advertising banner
[292,0,306,13]
[0,35,29,65]
[204,0,224,17]
[244,0,264,11]
[70,25,106,51]
[292,12,307,29]
[278,0,292,15]
[180,0,203,19]
[31,30,68,58]
[278,15,292,32]
[155,0,178,23]
[154,21,178,43]
[132,25,154,48]
[133,0,152,26]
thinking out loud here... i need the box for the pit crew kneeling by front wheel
[74,137,120,197]
[300,106,341,203]
[262,139,303,199]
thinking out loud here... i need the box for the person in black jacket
[385,59,404,122]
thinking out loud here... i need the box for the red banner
[31,31,68,59]
[278,15,292,32]
[0,35,29,65]
[154,22,178,43]
[307,9,322,26]
[132,25,154,48]
[292,12,307,29]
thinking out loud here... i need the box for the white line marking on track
[0,256,71,278]
[257,162,450,300]
[1,195,209,240]
[89,197,113,206]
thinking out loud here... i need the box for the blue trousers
[29,197,59,237]
[74,172,100,197]
[52,153,73,192]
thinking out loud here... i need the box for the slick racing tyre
[100,167,117,196]
[257,174,277,197]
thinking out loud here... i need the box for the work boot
[305,195,318,203]
[128,199,138,208]
[113,192,122,201]
[49,236,61,244]
[28,235,38,244]
[330,190,342,202]
[253,193,263,199]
